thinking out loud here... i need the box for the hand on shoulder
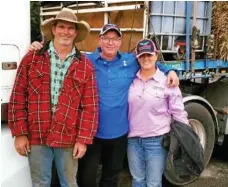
[28,41,43,51]
[167,70,179,87]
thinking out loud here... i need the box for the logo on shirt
[152,86,164,91]
[123,60,128,66]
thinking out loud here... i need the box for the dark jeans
[78,134,128,187]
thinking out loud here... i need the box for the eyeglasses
[101,37,122,44]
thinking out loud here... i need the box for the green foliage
[30,1,41,42]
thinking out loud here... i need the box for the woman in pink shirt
[127,39,189,187]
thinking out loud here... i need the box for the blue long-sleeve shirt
[87,48,171,139]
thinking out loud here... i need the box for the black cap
[136,39,157,58]
[100,24,122,37]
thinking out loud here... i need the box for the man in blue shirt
[30,23,179,187]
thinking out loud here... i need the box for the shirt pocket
[149,91,166,100]
[128,84,141,101]
[28,69,43,95]
[118,67,135,80]
[145,90,167,113]
[61,75,85,101]
[113,68,135,88]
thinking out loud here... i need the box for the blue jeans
[28,145,78,187]
[127,136,167,187]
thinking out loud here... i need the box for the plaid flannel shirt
[8,44,99,147]
[48,41,75,112]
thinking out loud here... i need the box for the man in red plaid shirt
[8,8,98,187]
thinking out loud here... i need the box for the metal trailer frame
[40,1,144,34]
[148,1,228,80]
[40,1,228,80]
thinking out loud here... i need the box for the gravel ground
[116,148,228,187]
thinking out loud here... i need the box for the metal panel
[165,59,228,79]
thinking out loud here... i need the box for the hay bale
[212,2,228,61]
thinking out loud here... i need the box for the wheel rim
[189,119,206,149]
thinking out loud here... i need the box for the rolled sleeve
[167,86,189,125]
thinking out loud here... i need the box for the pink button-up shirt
[128,68,189,138]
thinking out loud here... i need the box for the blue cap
[100,24,122,37]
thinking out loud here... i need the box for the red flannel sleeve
[76,59,99,144]
[8,52,32,137]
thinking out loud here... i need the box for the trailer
[40,1,228,185]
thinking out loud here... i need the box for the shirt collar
[48,41,55,54]
[136,67,164,83]
[94,47,122,61]
[48,41,81,60]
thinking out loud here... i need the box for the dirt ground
[117,148,228,187]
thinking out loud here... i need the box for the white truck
[1,1,32,186]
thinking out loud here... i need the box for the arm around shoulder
[156,62,179,86]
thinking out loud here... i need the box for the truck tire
[164,102,215,186]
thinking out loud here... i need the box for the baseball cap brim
[100,27,122,37]
[136,51,157,58]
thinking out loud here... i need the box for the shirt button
[104,61,107,64]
